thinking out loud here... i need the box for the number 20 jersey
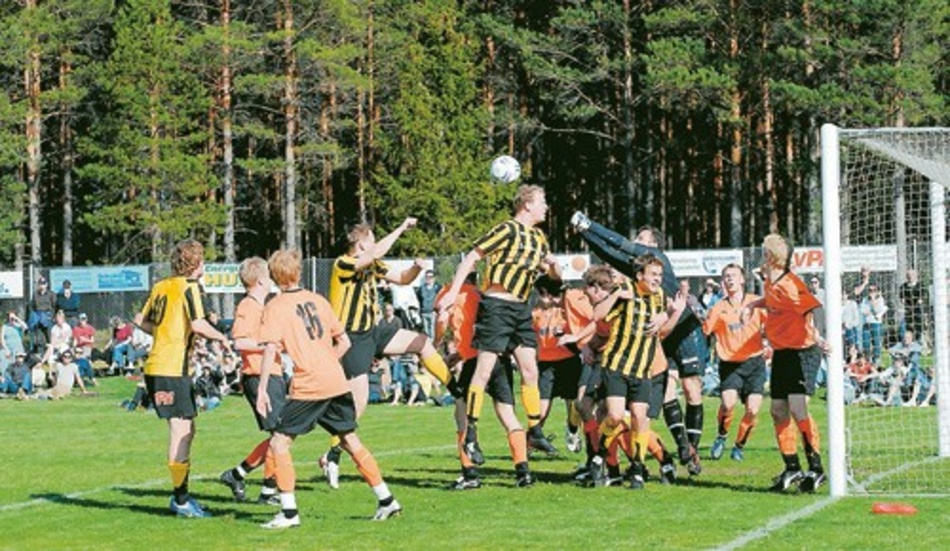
[139,276,207,377]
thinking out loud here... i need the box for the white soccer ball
[490,155,521,184]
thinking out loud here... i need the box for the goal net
[822,125,950,496]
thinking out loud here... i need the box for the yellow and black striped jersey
[329,255,389,332]
[139,277,207,377]
[602,281,666,378]
[473,219,549,302]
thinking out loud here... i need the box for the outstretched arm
[354,217,417,272]
[437,249,483,312]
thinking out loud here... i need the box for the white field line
[0,444,456,514]
[714,496,838,551]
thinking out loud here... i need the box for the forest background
[0,0,946,268]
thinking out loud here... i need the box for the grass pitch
[1,378,948,550]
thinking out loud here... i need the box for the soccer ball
[490,155,521,184]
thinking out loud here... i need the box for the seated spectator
[891,331,928,406]
[105,316,135,374]
[73,346,98,387]
[72,313,96,359]
[844,344,877,403]
[48,310,74,357]
[37,349,91,400]
[121,379,151,411]
[2,311,28,371]
[194,364,222,411]
[2,351,34,399]
[128,325,153,370]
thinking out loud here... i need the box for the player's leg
[536,361,555,446]
[768,350,807,492]
[712,388,738,460]
[383,328,454,390]
[627,399,651,490]
[733,356,767,461]
[590,379,626,487]
[790,346,823,491]
[451,359,481,488]
[167,417,203,515]
[262,431,302,528]
[221,375,285,502]
[512,345,557,454]
[662,367,691,463]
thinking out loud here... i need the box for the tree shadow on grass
[30,490,258,520]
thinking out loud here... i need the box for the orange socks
[350,446,383,487]
[507,429,528,465]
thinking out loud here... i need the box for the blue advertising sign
[50,266,150,293]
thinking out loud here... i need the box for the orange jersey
[764,272,821,350]
[533,289,594,362]
[259,288,348,400]
[232,295,283,376]
[703,293,766,362]
[436,283,480,361]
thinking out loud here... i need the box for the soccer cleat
[677,445,693,465]
[451,476,482,491]
[320,453,340,489]
[710,436,727,460]
[570,211,591,232]
[730,446,744,461]
[628,473,645,490]
[565,430,582,454]
[257,493,281,506]
[770,469,805,492]
[516,471,536,488]
[463,440,485,466]
[686,447,702,476]
[219,469,247,502]
[261,511,301,529]
[588,457,607,488]
[660,461,677,485]
[572,464,591,483]
[528,430,558,456]
[373,499,403,520]
[169,496,212,518]
[799,470,826,493]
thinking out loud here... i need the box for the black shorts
[275,392,359,437]
[457,357,515,405]
[770,346,822,399]
[648,371,667,419]
[242,375,289,432]
[145,375,197,420]
[539,356,583,401]
[603,368,652,405]
[472,295,536,353]
[341,324,400,379]
[719,355,767,400]
[579,362,603,401]
[664,326,707,378]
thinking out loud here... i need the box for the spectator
[416,269,441,340]
[808,276,826,335]
[129,324,154,369]
[41,349,90,399]
[679,279,703,319]
[49,309,74,357]
[72,313,96,359]
[888,330,925,406]
[860,284,888,364]
[55,280,81,326]
[121,379,151,412]
[2,311,28,372]
[841,291,862,353]
[699,278,722,312]
[899,268,927,344]
[2,351,33,399]
[106,316,135,374]
[377,304,407,404]
[844,344,876,403]
[73,346,98,387]
[28,276,56,351]
[195,364,223,411]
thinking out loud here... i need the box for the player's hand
[543,254,557,267]
[256,392,271,417]
[557,334,579,347]
[645,311,669,336]
[413,257,426,270]
[402,217,418,230]
[437,291,458,313]
[817,338,832,356]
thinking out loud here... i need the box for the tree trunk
[761,22,777,233]
[220,0,235,317]
[280,0,298,249]
[25,0,42,265]
[728,0,743,247]
[621,0,636,237]
[60,56,74,266]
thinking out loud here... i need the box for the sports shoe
[565,430,582,453]
[451,476,482,490]
[730,446,744,461]
[588,457,607,488]
[769,469,805,492]
[528,430,558,456]
[660,461,677,485]
[261,511,300,529]
[516,471,536,487]
[799,470,826,493]
[219,469,247,502]
[463,440,485,466]
[628,463,646,490]
[257,492,281,506]
[169,496,212,518]
[570,211,591,232]
[373,499,402,520]
[710,436,726,460]
[686,446,702,476]
[572,464,591,483]
[319,453,340,489]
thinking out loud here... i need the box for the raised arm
[353,217,417,272]
[437,249,483,312]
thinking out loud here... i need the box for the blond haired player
[256,249,400,528]
[134,239,231,518]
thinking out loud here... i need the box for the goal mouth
[822,125,950,497]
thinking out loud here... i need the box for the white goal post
[822,124,950,497]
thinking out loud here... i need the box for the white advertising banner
[555,253,591,281]
[0,271,24,299]
[790,245,897,274]
[666,249,745,278]
[201,263,243,294]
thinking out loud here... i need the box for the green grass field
[2,378,948,550]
